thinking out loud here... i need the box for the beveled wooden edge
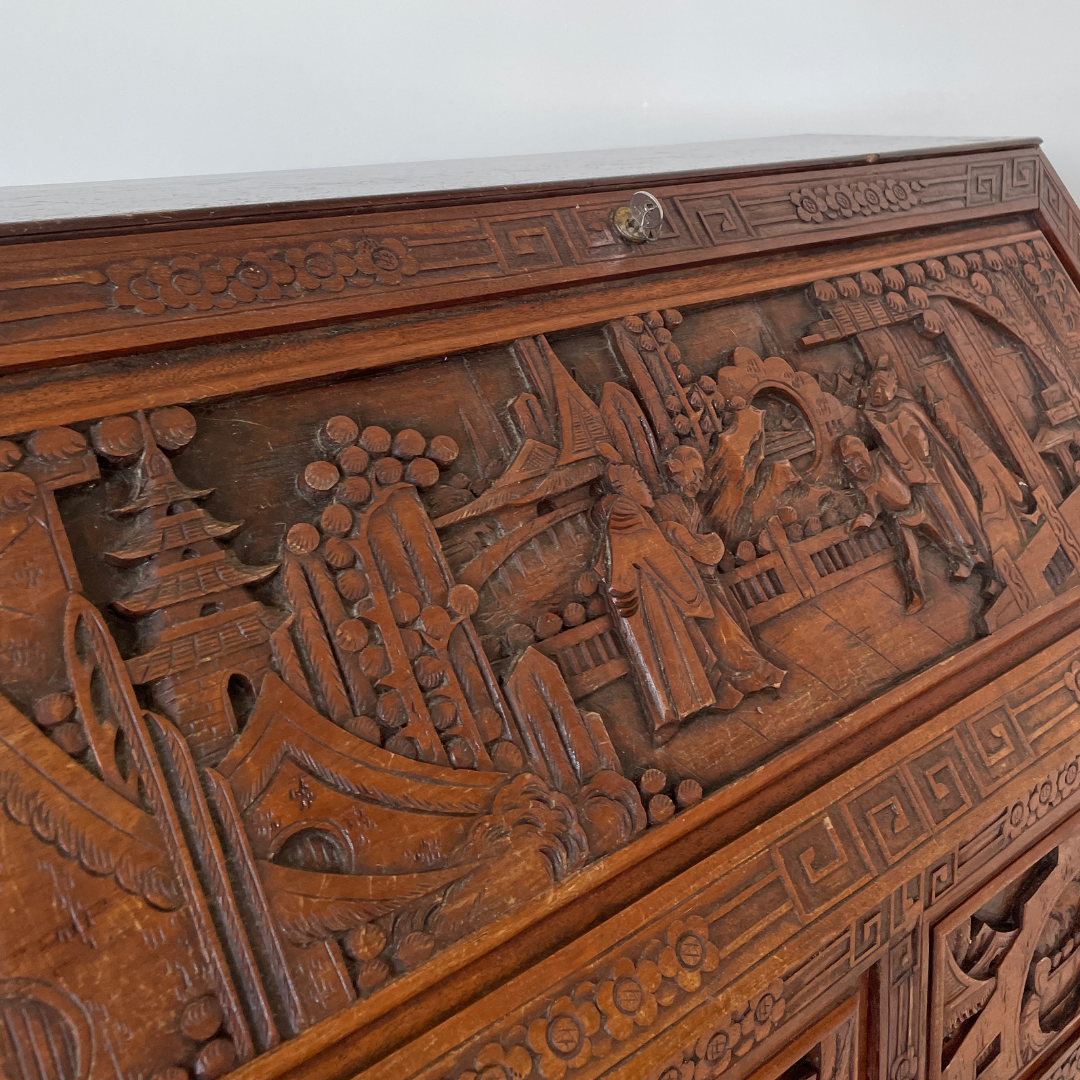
[0,136,1038,240]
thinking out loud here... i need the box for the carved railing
[534,615,630,699]
[720,517,895,626]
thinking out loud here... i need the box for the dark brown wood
[4,136,1080,1080]
[0,136,1036,241]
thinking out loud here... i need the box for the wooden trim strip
[0,148,1041,373]
[0,218,1041,436]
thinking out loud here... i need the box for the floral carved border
[789,178,923,224]
[106,237,419,315]
[0,147,1044,373]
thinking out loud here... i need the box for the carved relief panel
[5,204,1080,1080]
[929,823,1080,1080]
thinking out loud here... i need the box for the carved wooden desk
[5,135,1080,1080]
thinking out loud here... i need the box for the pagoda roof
[126,603,271,684]
[114,550,278,615]
[433,446,602,528]
[115,477,214,515]
[106,508,242,563]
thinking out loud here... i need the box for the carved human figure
[839,434,939,614]
[659,446,749,636]
[862,360,987,581]
[597,461,783,742]
[932,397,1029,565]
[703,396,766,538]
[658,446,785,693]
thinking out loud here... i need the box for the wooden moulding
[0,143,1044,375]
[0,216,1051,436]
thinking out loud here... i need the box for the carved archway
[713,347,855,479]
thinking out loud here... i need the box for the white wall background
[3,0,1079,193]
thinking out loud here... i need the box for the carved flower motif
[527,989,602,1080]
[1028,776,1056,821]
[221,251,296,302]
[1059,757,1080,800]
[658,916,719,994]
[114,255,234,314]
[287,242,359,292]
[459,1043,533,1080]
[790,188,826,224]
[850,181,889,215]
[736,979,785,1049]
[648,1056,696,1080]
[596,956,661,1041]
[693,1021,740,1079]
[881,178,920,210]
[356,238,420,285]
[824,184,859,218]
[1008,756,1080,840]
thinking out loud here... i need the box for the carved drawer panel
[4,139,1080,1080]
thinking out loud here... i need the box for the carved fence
[720,516,895,626]
[536,517,898,702]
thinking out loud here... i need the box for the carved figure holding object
[659,445,782,690]
[597,461,783,742]
[840,434,937,614]
[862,359,988,584]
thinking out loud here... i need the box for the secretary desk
[2,135,1080,1080]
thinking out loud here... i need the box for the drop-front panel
[3,137,1080,1080]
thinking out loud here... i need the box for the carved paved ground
[586,547,983,788]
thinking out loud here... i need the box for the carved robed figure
[596,463,783,742]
